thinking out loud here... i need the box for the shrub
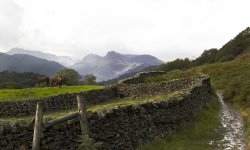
[53,69,80,85]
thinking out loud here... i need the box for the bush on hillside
[83,74,96,85]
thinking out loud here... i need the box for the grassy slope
[0,85,103,101]
[145,50,250,148]
[139,95,223,150]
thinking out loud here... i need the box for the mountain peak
[241,27,250,36]
[83,54,101,59]
[105,51,123,58]
[72,51,163,81]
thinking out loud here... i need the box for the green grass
[146,51,250,148]
[0,91,180,122]
[139,95,223,150]
[0,85,103,102]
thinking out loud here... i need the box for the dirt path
[216,92,247,150]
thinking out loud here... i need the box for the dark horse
[31,76,50,87]
[50,75,66,87]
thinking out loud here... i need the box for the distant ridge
[71,51,163,81]
[0,52,65,76]
[7,48,75,67]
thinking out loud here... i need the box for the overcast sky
[0,0,250,61]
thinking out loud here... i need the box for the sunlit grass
[0,85,103,102]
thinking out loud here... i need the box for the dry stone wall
[118,71,166,84]
[0,72,199,118]
[0,87,118,117]
[116,78,192,98]
[0,74,212,150]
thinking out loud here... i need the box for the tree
[53,69,80,85]
[84,74,96,85]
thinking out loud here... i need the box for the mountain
[71,51,163,81]
[6,48,75,67]
[0,52,65,76]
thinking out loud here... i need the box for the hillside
[193,27,250,66]
[157,27,250,71]
[146,49,250,148]
[7,48,75,67]
[72,51,163,81]
[144,27,250,148]
[0,52,65,76]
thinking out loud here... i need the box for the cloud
[0,0,23,50]
[0,0,250,61]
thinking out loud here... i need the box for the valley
[1,0,250,149]
[0,27,250,149]
[1,49,162,82]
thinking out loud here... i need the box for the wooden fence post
[77,94,89,135]
[32,102,43,150]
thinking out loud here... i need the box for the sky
[0,0,250,61]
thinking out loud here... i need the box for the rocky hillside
[72,51,163,81]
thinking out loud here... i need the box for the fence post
[32,102,43,150]
[77,94,89,135]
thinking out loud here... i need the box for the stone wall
[118,71,166,84]
[116,78,192,98]
[0,72,198,118]
[0,74,212,150]
[0,87,118,117]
